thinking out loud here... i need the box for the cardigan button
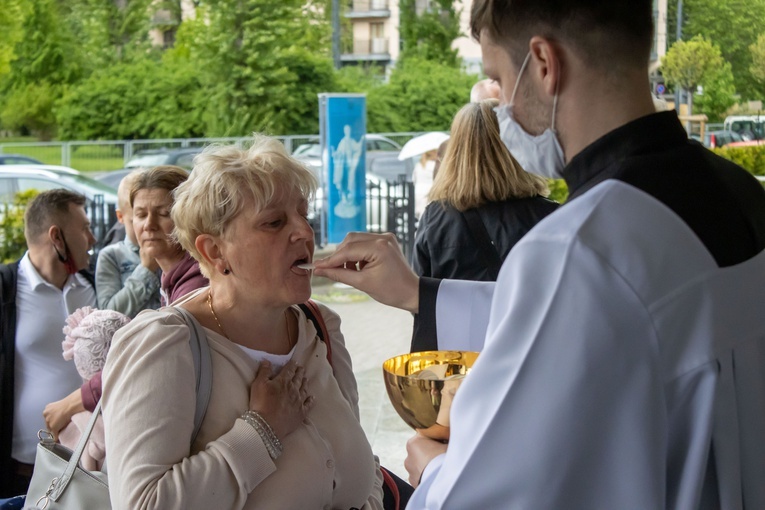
[326,459,335,469]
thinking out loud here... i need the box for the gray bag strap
[45,306,213,502]
[173,306,213,446]
[48,399,105,501]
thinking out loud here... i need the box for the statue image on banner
[332,124,362,218]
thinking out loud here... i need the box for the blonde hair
[428,99,550,211]
[172,135,317,277]
[116,170,143,212]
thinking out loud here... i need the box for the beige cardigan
[103,291,384,510]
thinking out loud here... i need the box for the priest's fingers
[314,232,420,313]
[404,432,448,488]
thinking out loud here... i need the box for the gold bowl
[382,350,479,441]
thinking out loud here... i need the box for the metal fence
[0,133,423,172]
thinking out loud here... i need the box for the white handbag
[23,307,212,510]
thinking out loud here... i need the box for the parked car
[724,115,765,141]
[125,148,202,170]
[94,168,134,189]
[293,135,412,182]
[0,166,118,244]
[698,130,745,149]
[0,154,44,165]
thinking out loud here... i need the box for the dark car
[0,154,44,165]
[95,168,138,189]
[701,130,744,149]
[125,148,202,171]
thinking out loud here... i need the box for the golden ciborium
[382,351,479,441]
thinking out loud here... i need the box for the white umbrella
[397,132,450,161]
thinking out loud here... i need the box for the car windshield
[126,154,169,168]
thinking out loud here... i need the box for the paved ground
[311,280,414,481]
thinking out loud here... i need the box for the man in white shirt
[0,189,97,497]
[315,0,765,508]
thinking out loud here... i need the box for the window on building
[163,29,176,48]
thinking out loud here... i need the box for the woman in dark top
[411,99,559,351]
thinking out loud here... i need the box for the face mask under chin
[54,231,80,275]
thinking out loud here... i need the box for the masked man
[0,189,97,497]
[315,0,765,507]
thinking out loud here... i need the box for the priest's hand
[404,432,448,487]
[313,232,420,313]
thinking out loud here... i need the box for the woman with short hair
[103,137,385,509]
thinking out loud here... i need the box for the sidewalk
[311,280,413,480]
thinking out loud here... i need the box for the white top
[12,252,96,463]
[409,180,765,509]
[412,160,436,219]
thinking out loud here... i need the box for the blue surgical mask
[495,52,565,180]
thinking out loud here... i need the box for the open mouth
[291,256,312,275]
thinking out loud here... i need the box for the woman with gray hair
[102,136,385,509]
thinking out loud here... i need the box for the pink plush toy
[59,306,130,470]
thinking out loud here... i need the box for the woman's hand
[313,232,420,313]
[43,388,85,441]
[248,359,314,440]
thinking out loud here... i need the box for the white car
[293,134,412,182]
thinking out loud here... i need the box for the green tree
[56,57,205,140]
[668,0,765,100]
[176,0,336,136]
[661,36,724,116]
[0,0,30,78]
[63,0,155,68]
[366,58,476,132]
[694,61,736,122]
[750,33,765,94]
[399,0,461,66]
[0,0,83,139]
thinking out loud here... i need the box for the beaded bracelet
[241,410,283,460]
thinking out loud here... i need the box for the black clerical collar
[563,111,689,202]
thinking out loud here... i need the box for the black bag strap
[461,209,502,280]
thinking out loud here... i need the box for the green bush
[547,179,569,204]
[713,146,765,176]
[1,190,37,263]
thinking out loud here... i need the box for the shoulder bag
[23,307,209,510]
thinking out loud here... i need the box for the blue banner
[319,94,367,243]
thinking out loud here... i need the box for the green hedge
[713,145,765,176]
[1,190,37,263]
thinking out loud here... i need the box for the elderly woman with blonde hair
[411,99,559,351]
[102,137,385,509]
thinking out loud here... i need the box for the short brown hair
[129,165,189,207]
[24,189,87,242]
[428,99,550,212]
[470,0,653,71]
